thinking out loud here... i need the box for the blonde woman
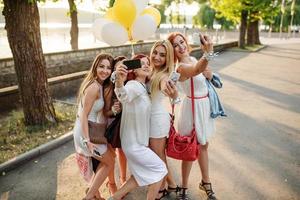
[149,40,180,199]
[73,53,116,200]
[167,32,216,200]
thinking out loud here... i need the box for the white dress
[150,91,170,138]
[73,85,108,157]
[115,80,167,186]
[177,57,215,145]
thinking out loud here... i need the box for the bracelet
[171,97,181,105]
[82,138,89,145]
[202,51,218,61]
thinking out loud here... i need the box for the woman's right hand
[115,62,128,83]
[200,34,213,53]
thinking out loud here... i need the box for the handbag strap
[171,77,196,130]
[190,77,195,129]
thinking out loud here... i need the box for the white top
[115,80,151,148]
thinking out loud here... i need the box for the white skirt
[178,97,215,145]
[150,113,171,138]
[123,144,167,186]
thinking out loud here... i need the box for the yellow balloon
[105,8,117,21]
[142,7,161,26]
[113,0,136,30]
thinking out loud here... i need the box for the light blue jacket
[205,73,227,118]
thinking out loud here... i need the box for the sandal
[106,182,118,196]
[84,188,104,200]
[155,189,169,200]
[167,185,181,194]
[176,187,189,200]
[199,180,217,200]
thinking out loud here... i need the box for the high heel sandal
[106,182,118,196]
[155,189,169,200]
[120,176,127,186]
[199,180,217,200]
[176,187,189,200]
[85,187,105,200]
[167,185,181,194]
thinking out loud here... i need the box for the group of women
[73,32,217,200]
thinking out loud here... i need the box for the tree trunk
[239,10,247,48]
[247,19,260,45]
[253,20,261,44]
[3,0,57,125]
[68,0,79,50]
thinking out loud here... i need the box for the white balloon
[132,14,157,41]
[92,18,111,41]
[133,0,149,14]
[101,22,128,46]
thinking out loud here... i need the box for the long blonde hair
[150,40,175,98]
[77,53,114,103]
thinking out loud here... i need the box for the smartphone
[123,59,141,70]
[192,32,205,46]
[169,71,180,84]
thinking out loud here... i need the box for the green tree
[2,0,57,125]
[210,0,247,47]
[193,4,215,29]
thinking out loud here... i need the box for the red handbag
[166,77,199,161]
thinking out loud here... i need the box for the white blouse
[114,80,151,149]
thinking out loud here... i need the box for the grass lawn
[0,102,77,164]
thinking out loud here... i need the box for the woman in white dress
[167,32,217,200]
[149,40,180,199]
[73,53,116,200]
[108,54,167,200]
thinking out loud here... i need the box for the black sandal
[176,187,189,200]
[155,189,169,200]
[199,180,217,200]
[167,185,181,194]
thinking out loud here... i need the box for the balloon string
[131,41,135,57]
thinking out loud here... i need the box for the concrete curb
[226,44,268,52]
[0,131,73,174]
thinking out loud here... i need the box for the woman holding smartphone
[108,54,167,200]
[73,53,116,200]
[149,40,180,199]
[167,32,217,200]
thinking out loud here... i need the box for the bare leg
[116,148,127,185]
[111,176,139,200]
[85,149,115,199]
[147,179,164,200]
[150,137,176,199]
[107,162,117,195]
[181,160,193,188]
[197,143,210,183]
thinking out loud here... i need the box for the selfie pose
[167,32,217,200]
[108,54,167,200]
[149,40,180,199]
[73,53,115,200]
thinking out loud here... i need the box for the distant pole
[279,0,285,39]
[288,0,296,38]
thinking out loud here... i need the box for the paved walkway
[0,41,299,200]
